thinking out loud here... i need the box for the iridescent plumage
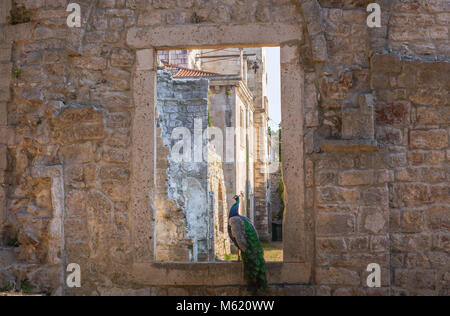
[228,195,267,295]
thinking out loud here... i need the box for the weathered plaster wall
[254,108,271,242]
[0,0,448,296]
[208,148,231,260]
[156,71,211,262]
[0,0,13,246]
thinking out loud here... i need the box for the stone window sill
[132,262,311,286]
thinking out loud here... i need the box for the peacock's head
[233,195,240,202]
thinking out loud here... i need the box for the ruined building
[155,47,274,261]
[0,0,449,296]
[194,48,274,243]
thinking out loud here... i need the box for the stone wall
[0,0,448,296]
[156,71,211,262]
[253,110,271,242]
[157,50,191,68]
[373,56,449,296]
[309,1,449,296]
[0,0,13,245]
[208,148,231,261]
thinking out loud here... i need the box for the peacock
[228,194,267,295]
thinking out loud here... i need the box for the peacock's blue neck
[229,200,239,218]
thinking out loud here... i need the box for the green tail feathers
[241,219,267,295]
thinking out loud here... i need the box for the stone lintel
[127,23,303,49]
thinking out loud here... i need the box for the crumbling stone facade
[155,71,212,262]
[162,47,274,242]
[0,0,448,296]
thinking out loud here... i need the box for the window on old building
[154,47,283,263]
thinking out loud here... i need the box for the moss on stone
[8,3,31,25]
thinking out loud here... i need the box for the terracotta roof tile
[163,62,224,78]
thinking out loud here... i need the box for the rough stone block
[103,148,130,164]
[371,53,402,74]
[375,101,411,126]
[57,124,105,144]
[376,126,404,145]
[390,183,431,208]
[390,27,428,41]
[360,207,387,234]
[394,269,437,291]
[417,107,450,125]
[427,205,450,230]
[57,106,104,124]
[430,184,450,204]
[72,56,107,71]
[436,13,450,25]
[137,11,164,26]
[111,48,135,67]
[317,237,347,252]
[361,186,389,206]
[338,170,375,186]
[317,213,356,235]
[424,0,450,13]
[342,106,360,139]
[394,209,426,233]
[410,129,448,150]
[316,267,360,286]
[428,26,449,40]
[321,139,378,152]
[100,166,130,183]
[59,143,97,163]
